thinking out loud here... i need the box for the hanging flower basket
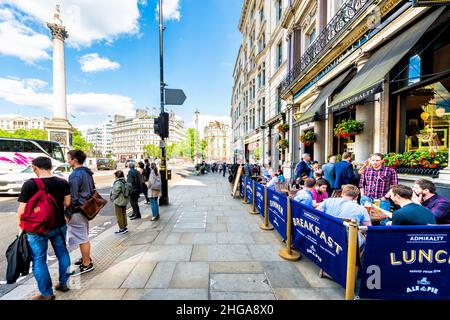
[277,123,289,133]
[277,139,289,150]
[300,130,316,146]
[334,119,364,138]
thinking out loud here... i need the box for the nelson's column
[44,5,74,147]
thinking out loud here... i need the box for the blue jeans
[150,197,159,217]
[27,225,71,296]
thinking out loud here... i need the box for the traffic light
[154,112,169,138]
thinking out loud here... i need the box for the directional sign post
[165,88,187,105]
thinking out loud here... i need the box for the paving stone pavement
[1,171,345,300]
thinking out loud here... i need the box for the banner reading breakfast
[291,200,348,288]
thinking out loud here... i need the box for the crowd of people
[15,150,162,300]
[238,152,449,230]
[196,160,229,177]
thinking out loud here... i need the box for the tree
[144,144,161,159]
[72,129,93,153]
[0,129,47,140]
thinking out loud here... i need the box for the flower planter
[394,166,442,177]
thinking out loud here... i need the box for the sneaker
[31,294,55,300]
[151,215,160,221]
[115,228,128,235]
[55,284,70,292]
[130,215,141,220]
[78,262,95,275]
[74,257,92,266]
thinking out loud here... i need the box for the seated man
[372,184,436,226]
[412,179,450,224]
[317,184,371,247]
[293,178,316,207]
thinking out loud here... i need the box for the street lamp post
[195,109,200,166]
[158,0,169,206]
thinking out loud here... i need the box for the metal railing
[281,0,374,93]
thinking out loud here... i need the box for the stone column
[47,8,68,120]
[314,120,325,163]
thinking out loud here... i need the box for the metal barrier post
[242,177,249,204]
[345,220,358,300]
[249,180,259,215]
[279,196,301,261]
[260,185,274,231]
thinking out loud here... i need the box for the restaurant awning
[329,7,445,113]
[297,69,353,125]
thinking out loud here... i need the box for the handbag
[78,188,108,221]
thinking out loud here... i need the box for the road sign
[165,88,186,105]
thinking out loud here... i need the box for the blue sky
[0,0,242,130]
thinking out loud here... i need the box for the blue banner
[291,201,348,288]
[267,189,287,240]
[359,226,450,300]
[255,183,265,217]
[240,176,244,198]
[246,178,253,204]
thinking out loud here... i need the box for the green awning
[329,7,445,112]
[297,69,353,124]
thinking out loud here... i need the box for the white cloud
[2,0,143,48]
[0,7,52,63]
[79,53,120,73]
[156,0,181,21]
[0,77,136,117]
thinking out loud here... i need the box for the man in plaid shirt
[359,153,398,206]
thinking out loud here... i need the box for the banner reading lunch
[246,178,253,204]
[255,183,265,217]
[359,226,450,300]
[291,201,348,288]
[267,189,287,240]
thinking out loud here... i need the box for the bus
[0,137,66,174]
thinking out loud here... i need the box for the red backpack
[19,178,59,234]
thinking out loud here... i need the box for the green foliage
[384,151,448,169]
[144,144,162,159]
[0,128,47,140]
[300,130,316,144]
[334,119,364,138]
[277,139,289,150]
[72,129,93,153]
[253,147,261,160]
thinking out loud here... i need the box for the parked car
[96,158,117,170]
[125,159,137,168]
[0,163,72,195]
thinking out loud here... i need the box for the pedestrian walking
[17,156,71,300]
[110,170,130,235]
[127,163,143,220]
[138,161,150,203]
[222,161,227,177]
[66,149,95,275]
[322,156,337,195]
[147,162,161,221]
[333,152,355,190]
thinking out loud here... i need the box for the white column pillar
[52,37,67,119]
[314,120,325,163]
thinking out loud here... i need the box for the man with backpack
[110,170,131,234]
[17,156,71,300]
[66,149,95,275]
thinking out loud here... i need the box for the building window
[307,28,316,48]
[276,0,283,22]
[276,42,283,68]
[259,7,264,22]
[408,54,421,85]
[277,87,282,114]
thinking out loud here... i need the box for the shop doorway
[332,108,356,157]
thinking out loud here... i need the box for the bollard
[260,185,274,231]
[241,178,249,204]
[279,196,301,261]
[345,220,358,300]
[249,180,259,215]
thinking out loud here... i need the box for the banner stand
[241,177,249,204]
[260,185,274,231]
[279,196,301,261]
[249,180,259,215]
[345,220,358,300]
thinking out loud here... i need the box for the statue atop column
[47,5,68,41]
